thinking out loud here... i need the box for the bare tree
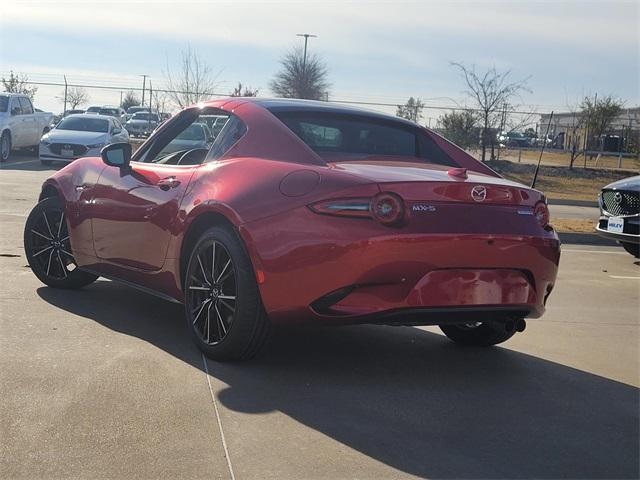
[438,109,478,150]
[451,62,530,162]
[120,90,140,111]
[2,71,37,100]
[396,97,425,123]
[63,86,89,110]
[269,47,330,100]
[580,94,623,151]
[165,46,221,108]
[230,82,258,97]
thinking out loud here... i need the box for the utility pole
[140,74,148,107]
[63,75,68,116]
[296,33,317,71]
[119,90,123,107]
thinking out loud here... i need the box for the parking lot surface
[1,155,639,479]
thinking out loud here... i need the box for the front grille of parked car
[601,190,640,216]
[49,143,88,156]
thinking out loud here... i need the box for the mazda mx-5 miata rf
[24,98,560,360]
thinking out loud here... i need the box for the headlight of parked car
[87,143,105,149]
[40,138,51,146]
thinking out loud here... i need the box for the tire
[184,225,269,361]
[24,197,98,289]
[0,131,11,162]
[620,242,639,258]
[439,320,517,346]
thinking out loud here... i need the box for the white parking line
[609,275,640,280]
[0,159,40,168]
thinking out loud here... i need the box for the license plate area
[61,148,74,157]
[607,216,624,233]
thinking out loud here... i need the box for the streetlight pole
[140,74,148,107]
[296,33,317,71]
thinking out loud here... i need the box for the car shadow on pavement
[38,281,639,479]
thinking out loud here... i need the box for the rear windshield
[272,111,455,166]
[86,106,101,113]
[132,113,158,121]
[99,108,119,116]
[57,117,109,133]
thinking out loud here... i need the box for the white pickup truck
[0,93,54,161]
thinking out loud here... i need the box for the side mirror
[101,142,131,169]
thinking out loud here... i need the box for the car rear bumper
[242,208,560,325]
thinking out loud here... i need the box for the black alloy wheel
[184,226,269,361]
[24,197,98,289]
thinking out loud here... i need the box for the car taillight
[534,201,550,228]
[308,192,405,226]
[370,192,404,225]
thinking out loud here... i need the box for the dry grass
[551,218,596,233]
[495,148,639,171]
[486,160,633,202]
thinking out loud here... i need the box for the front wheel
[439,320,517,346]
[184,225,269,361]
[1,131,11,162]
[24,197,98,289]
[620,242,639,258]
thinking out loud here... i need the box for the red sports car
[24,98,560,360]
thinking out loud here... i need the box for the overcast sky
[1,0,638,118]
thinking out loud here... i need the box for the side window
[19,97,34,114]
[11,97,23,115]
[206,116,247,162]
[135,107,229,165]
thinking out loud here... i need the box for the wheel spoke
[219,299,235,313]
[57,211,64,237]
[216,259,231,283]
[188,285,210,291]
[192,298,210,325]
[31,229,52,241]
[42,212,54,238]
[57,251,67,278]
[206,303,213,343]
[60,249,74,258]
[33,245,53,257]
[45,249,54,276]
[218,295,236,301]
[59,235,69,243]
[214,304,227,335]
[197,254,210,284]
[211,242,216,283]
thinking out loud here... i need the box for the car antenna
[531,111,554,189]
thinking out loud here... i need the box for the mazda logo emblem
[471,185,487,202]
[614,192,623,204]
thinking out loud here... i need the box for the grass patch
[552,218,596,233]
[486,160,632,202]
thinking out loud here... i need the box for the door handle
[157,176,181,191]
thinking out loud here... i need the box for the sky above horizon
[1,0,638,121]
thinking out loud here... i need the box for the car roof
[246,98,418,127]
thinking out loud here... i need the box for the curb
[548,198,598,208]
[558,232,618,246]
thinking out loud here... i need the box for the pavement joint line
[609,275,640,280]
[202,353,236,480]
[0,159,40,168]
[562,248,627,255]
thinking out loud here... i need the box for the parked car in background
[64,109,86,116]
[124,106,151,122]
[85,106,102,114]
[596,175,640,257]
[0,93,54,161]
[39,114,128,165]
[124,111,160,137]
[97,106,126,123]
[158,122,213,155]
[24,98,560,361]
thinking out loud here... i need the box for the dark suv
[596,175,640,257]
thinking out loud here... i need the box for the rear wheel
[184,225,269,361]
[620,242,639,258]
[439,320,517,346]
[1,131,11,162]
[24,197,98,289]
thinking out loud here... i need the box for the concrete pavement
[1,155,638,479]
